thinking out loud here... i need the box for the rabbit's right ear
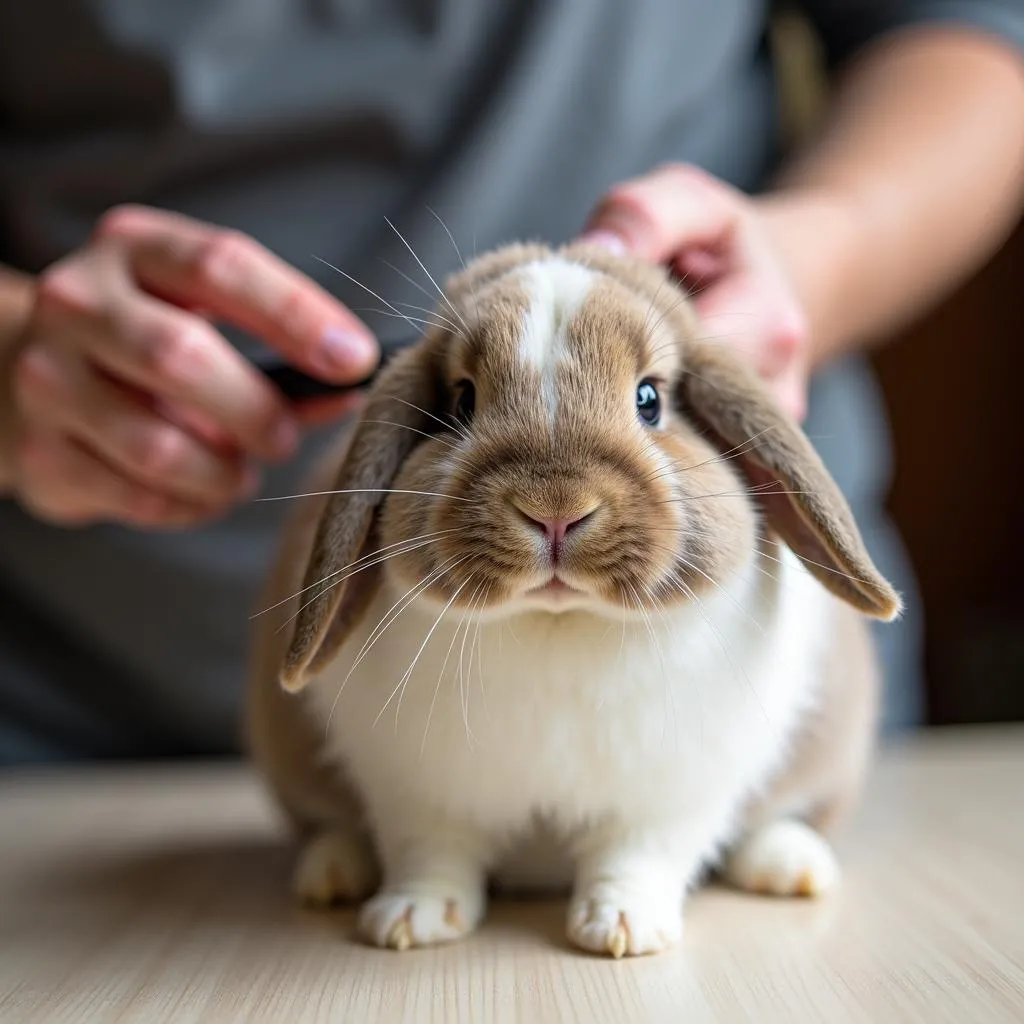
[679,341,902,621]
[279,339,445,693]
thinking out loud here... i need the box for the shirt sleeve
[794,0,1024,69]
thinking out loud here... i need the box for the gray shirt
[1,0,1022,763]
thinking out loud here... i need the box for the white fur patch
[307,543,832,955]
[722,819,839,897]
[293,830,377,906]
[517,259,597,415]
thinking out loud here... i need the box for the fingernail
[576,229,630,255]
[319,326,377,377]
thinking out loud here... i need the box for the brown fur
[279,340,448,688]
[740,592,881,837]
[245,434,370,832]
[681,344,901,620]
[248,240,900,873]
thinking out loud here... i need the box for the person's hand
[580,164,812,421]
[3,205,377,528]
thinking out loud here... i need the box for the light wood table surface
[1,725,1021,1023]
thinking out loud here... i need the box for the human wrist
[0,266,36,496]
[752,188,867,368]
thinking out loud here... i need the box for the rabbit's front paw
[357,889,484,950]
[293,829,379,907]
[723,819,839,897]
[567,892,683,959]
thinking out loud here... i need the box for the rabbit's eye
[636,379,661,425]
[454,380,476,424]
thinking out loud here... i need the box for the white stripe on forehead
[516,258,598,415]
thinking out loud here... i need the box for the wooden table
[1,726,1021,1023]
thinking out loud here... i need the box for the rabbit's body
[247,242,898,957]
[309,538,826,872]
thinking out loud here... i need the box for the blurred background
[774,9,1024,728]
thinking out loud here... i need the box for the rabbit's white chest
[308,546,829,849]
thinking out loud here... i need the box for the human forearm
[0,265,36,494]
[0,265,33,351]
[759,25,1024,367]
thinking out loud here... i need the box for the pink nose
[516,508,596,551]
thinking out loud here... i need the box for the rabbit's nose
[535,515,582,545]
[511,502,599,559]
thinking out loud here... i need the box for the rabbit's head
[280,242,901,691]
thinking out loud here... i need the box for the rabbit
[245,240,901,958]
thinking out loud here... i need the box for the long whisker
[681,428,777,472]
[426,206,468,273]
[672,262,712,297]
[643,430,780,486]
[378,257,439,306]
[428,207,482,329]
[277,534,448,632]
[458,583,486,747]
[393,300,462,334]
[644,317,779,371]
[383,215,470,333]
[380,248,476,338]
[378,574,473,731]
[625,581,672,749]
[258,487,472,503]
[255,529,457,618]
[312,254,426,338]
[420,572,479,757]
[644,524,784,572]
[383,396,470,442]
[505,616,524,649]
[359,419,462,453]
[654,546,764,635]
[641,275,670,337]
[355,307,452,335]
[347,555,464,681]
[757,547,879,588]
[658,488,813,506]
[645,580,681,751]
[747,481,809,494]
[470,583,490,720]
[642,524,794,591]
[359,304,453,332]
[324,554,466,734]
[598,600,630,713]
[647,290,693,340]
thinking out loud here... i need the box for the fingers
[581,165,811,421]
[15,430,221,529]
[292,390,367,428]
[8,204,377,531]
[33,256,299,463]
[773,365,809,423]
[693,266,810,420]
[14,343,256,510]
[93,205,379,383]
[580,163,739,262]
[92,289,300,462]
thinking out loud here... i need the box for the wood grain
[1,726,1022,1023]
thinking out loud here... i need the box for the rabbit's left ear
[679,342,902,621]
[279,339,446,692]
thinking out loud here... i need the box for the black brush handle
[253,336,418,402]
